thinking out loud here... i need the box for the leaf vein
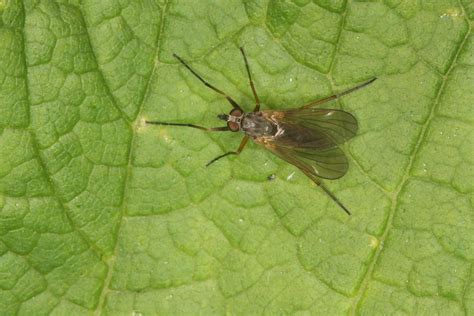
[350,15,471,314]
[93,1,171,313]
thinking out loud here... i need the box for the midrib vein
[94,1,170,314]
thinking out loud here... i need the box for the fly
[146,48,377,215]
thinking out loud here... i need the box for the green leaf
[0,0,472,314]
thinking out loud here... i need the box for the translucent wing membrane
[256,108,357,179]
[268,145,348,179]
[279,108,358,144]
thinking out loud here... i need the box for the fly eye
[230,109,242,117]
[227,121,240,132]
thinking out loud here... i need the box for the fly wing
[278,108,358,145]
[255,108,357,179]
[262,141,349,179]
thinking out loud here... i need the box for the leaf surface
[0,0,472,314]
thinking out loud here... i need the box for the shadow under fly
[146,48,377,215]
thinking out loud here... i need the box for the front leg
[206,135,249,167]
[301,77,377,108]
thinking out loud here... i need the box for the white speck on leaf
[369,236,379,248]
[286,172,295,181]
[137,117,149,131]
[159,129,172,144]
[440,9,463,18]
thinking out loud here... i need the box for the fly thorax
[242,112,277,137]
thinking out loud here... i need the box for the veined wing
[254,108,357,179]
[274,108,358,145]
[260,141,349,179]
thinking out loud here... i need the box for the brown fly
[146,48,376,215]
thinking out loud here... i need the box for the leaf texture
[0,0,472,314]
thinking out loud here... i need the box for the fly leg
[173,54,244,112]
[206,135,249,167]
[239,47,261,112]
[302,170,351,215]
[145,121,230,132]
[318,182,351,216]
[301,77,377,108]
